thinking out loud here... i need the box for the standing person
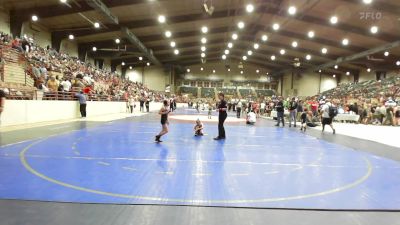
[139,96,145,112]
[208,103,213,119]
[214,93,227,140]
[300,108,308,132]
[321,99,336,134]
[275,96,285,127]
[75,91,87,118]
[145,98,150,112]
[128,95,135,114]
[296,100,304,121]
[155,100,170,143]
[0,89,5,124]
[288,97,298,127]
[236,99,242,118]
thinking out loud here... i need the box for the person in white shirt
[60,79,71,92]
[321,100,336,134]
[246,111,257,125]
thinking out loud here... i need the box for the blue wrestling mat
[0,110,400,210]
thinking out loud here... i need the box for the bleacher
[217,88,237,96]
[238,89,252,98]
[178,86,198,97]
[1,47,34,87]
[0,82,36,100]
[201,87,215,98]
[256,89,275,97]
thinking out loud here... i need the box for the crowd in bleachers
[0,32,165,102]
[317,76,400,125]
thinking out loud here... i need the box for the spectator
[75,91,87,118]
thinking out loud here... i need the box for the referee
[214,93,227,140]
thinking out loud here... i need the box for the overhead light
[270,55,276,61]
[213,70,216,73]
[288,6,297,15]
[306,54,312,60]
[318,70,322,73]
[363,0,373,4]
[201,46,206,52]
[200,67,204,71]
[122,62,126,66]
[242,56,247,60]
[68,34,74,40]
[94,22,100,28]
[256,69,260,73]
[240,71,243,74]
[201,53,206,58]
[187,69,190,73]
[232,33,238,40]
[346,71,350,75]
[139,56,143,61]
[247,50,253,56]
[174,49,179,55]
[222,55,227,60]
[115,38,121,44]
[292,41,298,48]
[272,23,280,31]
[367,68,371,72]
[147,62,150,66]
[246,4,254,13]
[384,51,389,57]
[330,16,338,24]
[201,37,207,44]
[333,74,336,78]
[60,0,67,3]
[228,68,231,72]
[370,26,379,34]
[261,34,268,42]
[170,41,176,47]
[334,65,339,69]
[224,49,230,55]
[92,46,97,52]
[280,49,286,55]
[165,31,172,38]
[396,61,400,66]
[129,66,133,70]
[158,15,166,23]
[253,43,259,49]
[228,42,233,48]
[237,21,245,29]
[201,26,208,33]
[321,47,328,54]
[342,38,349,46]
[308,31,315,38]
[31,15,38,22]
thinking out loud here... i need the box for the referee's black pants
[218,112,227,138]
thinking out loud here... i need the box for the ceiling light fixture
[170,41,176,47]
[31,15,38,22]
[115,38,120,44]
[342,38,349,46]
[280,49,286,55]
[253,43,259,49]
[237,21,245,29]
[201,53,206,58]
[68,34,74,40]
[308,31,315,38]
[201,46,206,52]
[158,15,166,23]
[271,55,276,61]
[228,42,233,48]
[370,26,379,34]
[165,31,172,38]
[94,22,100,28]
[201,26,208,33]
[261,34,268,42]
[247,50,253,56]
[174,49,179,55]
[330,16,338,24]
[384,51,389,57]
[222,55,227,60]
[288,6,297,15]
[232,33,238,40]
[201,37,207,44]
[306,54,312,60]
[246,4,254,13]
[292,41,298,48]
[242,56,247,60]
[92,47,97,52]
[321,47,328,54]
[224,49,230,55]
[272,23,280,31]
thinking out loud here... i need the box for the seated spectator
[246,110,257,125]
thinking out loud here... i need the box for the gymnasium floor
[0,109,400,224]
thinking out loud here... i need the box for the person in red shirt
[83,86,92,94]
[310,99,319,116]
